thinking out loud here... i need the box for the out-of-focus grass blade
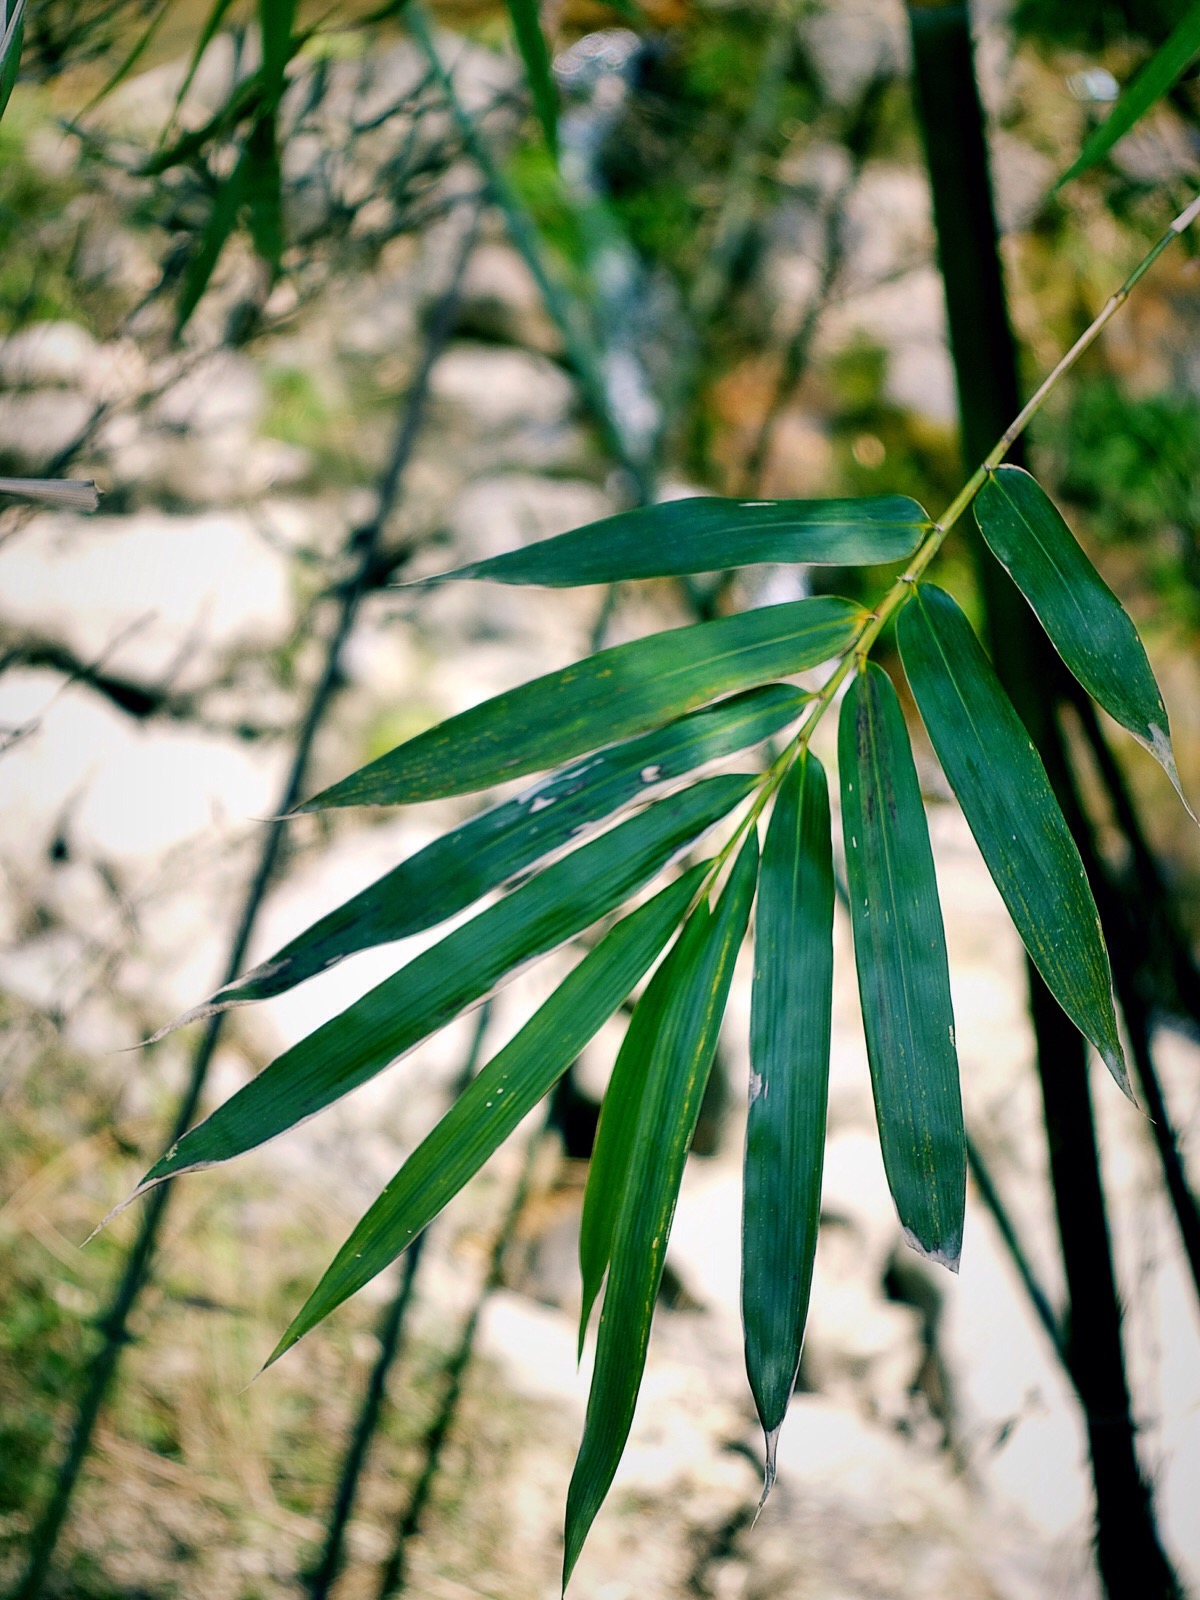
[159,686,804,1032]
[164,0,237,136]
[563,835,758,1587]
[136,775,753,1187]
[506,0,558,157]
[412,495,930,588]
[245,113,284,277]
[259,0,296,93]
[742,749,832,1498]
[1058,1,1200,187]
[898,583,1131,1097]
[79,0,170,111]
[577,917,677,1355]
[265,867,703,1367]
[176,146,250,333]
[300,596,863,810]
[1,0,25,121]
[0,476,99,511]
[976,465,1191,814]
[140,74,267,176]
[839,663,964,1268]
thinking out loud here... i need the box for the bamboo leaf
[506,0,558,157]
[897,583,1131,1096]
[300,596,864,810]
[137,776,753,1187]
[412,495,930,589]
[742,749,832,1497]
[245,112,284,277]
[975,465,1190,813]
[166,686,807,1033]
[259,0,296,94]
[838,663,964,1268]
[165,0,237,134]
[176,147,250,333]
[563,835,758,1587]
[1058,2,1200,187]
[0,0,24,122]
[577,913,677,1355]
[265,867,704,1366]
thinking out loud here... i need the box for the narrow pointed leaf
[245,113,284,277]
[897,583,1130,1096]
[166,0,237,133]
[564,836,758,1586]
[506,0,558,156]
[138,776,752,1186]
[259,0,296,93]
[839,663,964,1268]
[176,148,249,333]
[0,0,25,122]
[167,686,807,1032]
[976,465,1189,811]
[577,919,678,1353]
[1058,2,1200,187]
[266,868,703,1366]
[742,749,833,1493]
[300,596,863,810]
[413,496,930,589]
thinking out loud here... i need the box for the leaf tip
[753,1424,781,1525]
[902,1225,962,1274]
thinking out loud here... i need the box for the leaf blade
[975,465,1188,811]
[265,867,703,1365]
[1058,3,1200,187]
[563,835,759,1586]
[505,0,558,156]
[165,686,805,1032]
[838,663,964,1267]
[413,496,930,589]
[300,596,863,810]
[742,749,833,1490]
[897,583,1130,1096]
[139,775,754,1185]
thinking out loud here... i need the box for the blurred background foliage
[2,0,1200,1596]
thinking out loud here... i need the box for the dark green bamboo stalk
[906,6,1181,1596]
[13,213,482,1600]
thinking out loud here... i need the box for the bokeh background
[2,1,1200,1596]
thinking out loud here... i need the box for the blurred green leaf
[265,867,704,1366]
[175,145,250,333]
[976,465,1190,812]
[414,496,930,589]
[897,583,1131,1096]
[165,0,237,134]
[564,835,758,1586]
[0,0,24,123]
[742,749,832,1493]
[839,663,964,1268]
[138,775,754,1186]
[506,0,558,157]
[300,596,863,810]
[259,0,296,94]
[170,686,807,1031]
[80,0,170,111]
[1058,1,1200,186]
[245,113,284,277]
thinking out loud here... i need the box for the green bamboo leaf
[300,596,864,810]
[162,686,807,1034]
[245,112,284,277]
[259,0,296,93]
[176,147,250,333]
[897,583,1131,1096]
[1058,2,1200,187]
[140,74,268,176]
[0,0,25,122]
[79,0,170,111]
[838,663,964,1268]
[164,0,237,135]
[136,776,753,1188]
[742,749,832,1498]
[577,915,678,1355]
[265,867,703,1367]
[563,835,758,1587]
[506,0,558,157]
[412,495,930,589]
[975,465,1191,814]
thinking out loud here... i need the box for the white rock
[430,344,576,434]
[0,321,99,389]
